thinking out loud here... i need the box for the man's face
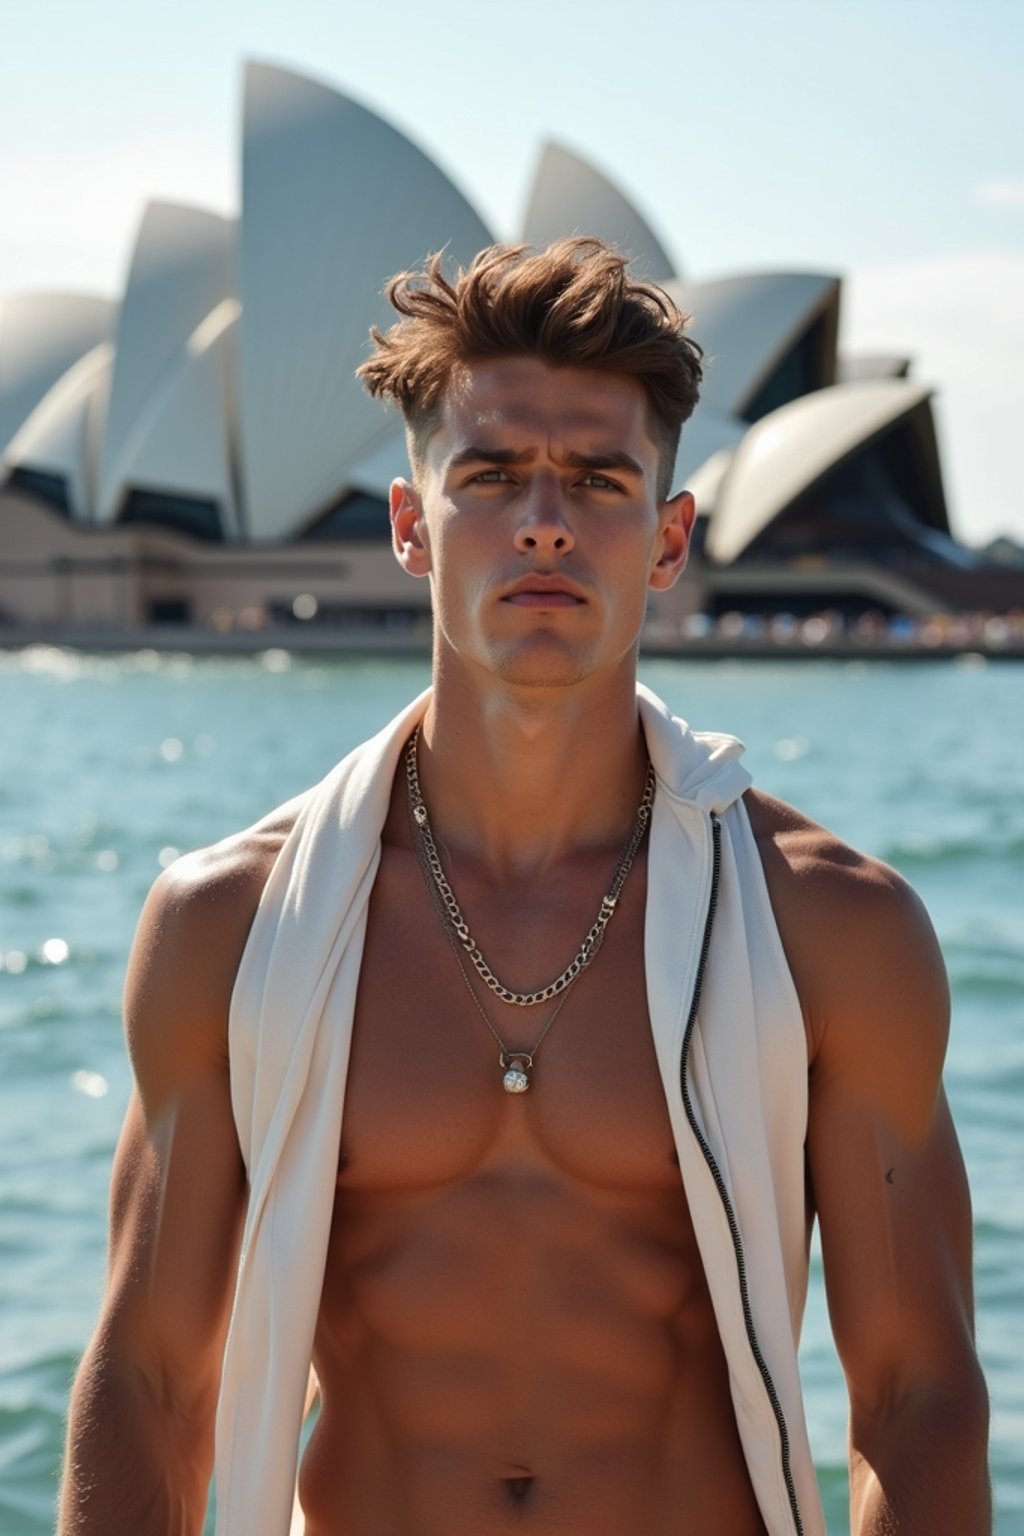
[390,356,694,690]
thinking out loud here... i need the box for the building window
[745,424,950,564]
[708,589,897,620]
[120,488,224,542]
[301,492,390,541]
[742,310,833,424]
[147,597,193,624]
[267,599,420,629]
[5,466,72,516]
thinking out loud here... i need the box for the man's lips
[505,591,583,607]
[501,576,587,607]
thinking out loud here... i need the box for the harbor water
[1,648,1021,1532]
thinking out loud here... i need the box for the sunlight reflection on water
[0,652,1021,1535]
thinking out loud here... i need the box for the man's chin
[439,629,590,690]
[493,662,588,690]
[487,632,606,689]
[435,620,638,690]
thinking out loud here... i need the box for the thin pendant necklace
[441,928,581,1094]
[406,728,655,1091]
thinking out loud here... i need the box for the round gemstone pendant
[500,1053,532,1094]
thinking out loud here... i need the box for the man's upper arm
[747,789,982,1407]
[801,862,978,1409]
[97,844,264,1407]
[750,790,989,1527]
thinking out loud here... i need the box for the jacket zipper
[679,812,805,1536]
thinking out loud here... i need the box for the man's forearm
[58,1344,214,1536]
[850,1375,991,1536]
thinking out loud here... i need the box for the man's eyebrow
[563,449,644,478]
[449,446,536,469]
[448,446,645,477]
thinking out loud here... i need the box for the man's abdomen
[301,1171,767,1536]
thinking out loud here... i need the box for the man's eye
[581,473,619,491]
[472,469,511,484]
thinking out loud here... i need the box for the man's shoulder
[124,792,310,1066]
[741,788,948,1066]
[154,790,306,931]
[743,785,920,916]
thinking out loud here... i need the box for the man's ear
[648,489,696,591]
[390,479,432,578]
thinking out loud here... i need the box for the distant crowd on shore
[643,606,1024,655]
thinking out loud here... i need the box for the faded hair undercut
[357,238,703,501]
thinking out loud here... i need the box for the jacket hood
[637,683,751,814]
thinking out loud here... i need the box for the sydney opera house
[0,61,1018,652]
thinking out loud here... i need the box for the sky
[2,0,1022,545]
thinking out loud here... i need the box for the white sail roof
[838,353,911,383]
[521,142,677,284]
[2,343,114,520]
[101,301,242,537]
[685,449,735,519]
[675,405,746,486]
[0,293,114,457]
[666,272,840,420]
[96,201,235,522]
[237,62,493,541]
[0,58,958,580]
[342,429,411,503]
[706,380,934,563]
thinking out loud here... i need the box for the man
[59,239,989,1535]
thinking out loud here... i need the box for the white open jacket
[215,684,826,1536]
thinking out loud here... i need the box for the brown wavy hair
[357,238,703,501]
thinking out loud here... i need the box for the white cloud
[843,251,1024,547]
[0,137,236,300]
[975,179,1024,208]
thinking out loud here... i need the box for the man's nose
[512,475,575,555]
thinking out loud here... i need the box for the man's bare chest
[334,842,682,1194]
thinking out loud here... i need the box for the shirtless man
[59,239,989,1535]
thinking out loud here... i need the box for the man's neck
[414,661,649,880]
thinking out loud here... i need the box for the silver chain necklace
[405,728,655,1090]
[440,927,582,1094]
